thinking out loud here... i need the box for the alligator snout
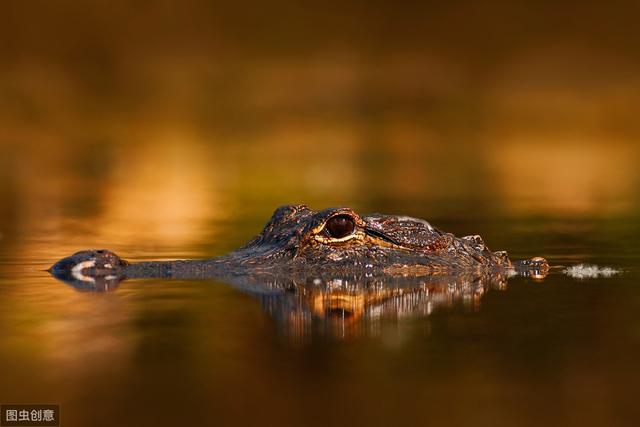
[49,249,127,290]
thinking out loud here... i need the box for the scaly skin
[49,204,549,290]
[49,205,549,337]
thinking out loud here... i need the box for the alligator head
[222,204,523,272]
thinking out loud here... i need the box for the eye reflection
[325,214,356,239]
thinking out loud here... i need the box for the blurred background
[2,0,640,250]
[1,1,640,426]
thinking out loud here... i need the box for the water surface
[1,201,639,426]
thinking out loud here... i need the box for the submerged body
[50,205,549,289]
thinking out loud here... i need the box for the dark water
[1,197,639,426]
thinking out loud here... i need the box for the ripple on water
[564,264,621,279]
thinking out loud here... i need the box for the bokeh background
[2,0,640,247]
[1,1,640,426]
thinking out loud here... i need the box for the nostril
[96,250,105,254]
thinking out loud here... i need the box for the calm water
[1,200,639,426]
[3,1,640,424]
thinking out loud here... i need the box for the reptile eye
[325,214,356,239]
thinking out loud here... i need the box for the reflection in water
[259,275,507,342]
[488,138,638,214]
[100,137,225,245]
[52,268,546,342]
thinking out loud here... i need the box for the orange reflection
[100,131,224,245]
[488,137,637,214]
[271,275,507,342]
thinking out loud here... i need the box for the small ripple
[564,264,621,279]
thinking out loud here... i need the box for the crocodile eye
[325,214,356,239]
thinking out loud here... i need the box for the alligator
[49,205,549,338]
[50,204,548,289]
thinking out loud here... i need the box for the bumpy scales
[50,205,549,289]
